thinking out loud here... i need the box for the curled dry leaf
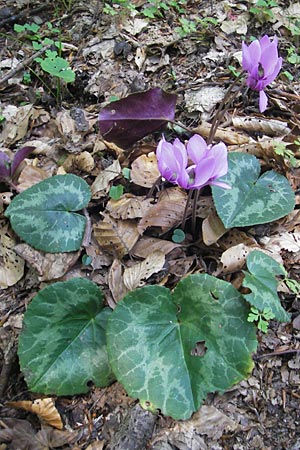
[123,251,165,290]
[0,226,24,289]
[130,152,160,188]
[108,258,129,304]
[217,243,258,275]
[219,229,258,250]
[94,214,140,258]
[261,231,300,254]
[0,104,33,146]
[232,116,291,137]
[6,398,63,430]
[63,151,95,173]
[131,236,181,258]
[17,164,49,191]
[202,211,227,246]
[138,187,187,234]
[91,159,121,198]
[193,122,249,145]
[106,194,152,220]
[14,244,81,281]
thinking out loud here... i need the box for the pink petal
[173,138,188,168]
[259,90,268,112]
[210,180,231,189]
[244,40,261,71]
[189,158,216,189]
[264,57,282,85]
[209,143,229,178]
[187,134,208,164]
[259,35,272,52]
[261,41,279,77]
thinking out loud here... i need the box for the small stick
[0,46,50,86]
[254,348,300,360]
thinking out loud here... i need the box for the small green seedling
[122,168,131,180]
[249,0,278,23]
[273,142,299,168]
[247,306,275,333]
[109,185,124,200]
[172,228,185,243]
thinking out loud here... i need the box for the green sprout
[273,142,299,168]
[247,306,275,333]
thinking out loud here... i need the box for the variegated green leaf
[212,153,295,228]
[243,250,291,322]
[107,274,257,420]
[18,278,114,395]
[5,174,91,252]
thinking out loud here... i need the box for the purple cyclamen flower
[156,134,230,190]
[242,35,282,113]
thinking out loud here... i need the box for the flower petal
[259,90,268,113]
[210,180,231,189]
[187,134,208,164]
[243,40,261,72]
[209,143,228,178]
[189,157,216,189]
[261,40,280,77]
[264,57,282,85]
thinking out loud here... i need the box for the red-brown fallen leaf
[131,236,181,258]
[106,194,153,219]
[6,398,63,429]
[130,153,160,188]
[138,187,187,234]
[17,164,49,191]
[94,214,140,258]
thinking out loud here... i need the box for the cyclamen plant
[156,134,231,190]
[242,35,282,112]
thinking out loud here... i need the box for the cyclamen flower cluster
[242,35,282,113]
[156,134,230,190]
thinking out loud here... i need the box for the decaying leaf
[0,104,33,146]
[108,258,129,304]
[232,116,291,136]
[123,251,165,290]
[107,194,153,219]
[6,398,63,430]
[14,244,81,281]
[195,196,215,219]
[91,160,121,198]
[94,214,140,258]
[168,255,195,278]
[219,229,258,250]
[138,187,187,233]
[130,153,160,188]
[17,164,49,191]
[193,122,249,145]
[0,225,24,289]
[202,211,227,246]
[132,236,181,258]
[261,231,300,254]
[217,243,258,275]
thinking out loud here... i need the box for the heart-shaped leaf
[5,174,91,252]
[107,274,257,420]
[18,278,114,395]
[212,153,295,228]
[98,88,177,147]
[243,250,291,322]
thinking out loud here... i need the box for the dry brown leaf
[14,244,80,281]
[85,236,113,269]
[85,442,105,450]
[7,398,63,429]
[0,192,13,205]
[135,46,147,70]
[232,116,291,136]
[193,122,249,145]
[217,243,258,275]
[168,255,195,278]
[63,151,94,173]
[107,194,152,219]
[196,196,215,218]
[202,211,227,246]
[219,229,258,250]
[261,231,300,254]
[130,153,160,188]
[108,259,129,304]
[94,214,140,258]
[131,236,181,258]
[123,251,165,290]
[17,164,49,191]
[0,226,24,289]
[138,187,187,233]
[91,160,121,198]
[0,104,33,145]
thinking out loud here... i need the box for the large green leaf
[243,250,291,322]
[107,274,257,420]
[5,174,91,252]
[18,278,114,395]
[212,153,295,228]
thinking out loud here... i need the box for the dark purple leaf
[11,146,35,177]
[98,88,177,147]
[0,151,11,179]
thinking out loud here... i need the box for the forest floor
[0,0,300,449]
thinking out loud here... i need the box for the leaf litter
[0,0,300,449]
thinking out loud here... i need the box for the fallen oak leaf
[123,251,165,290]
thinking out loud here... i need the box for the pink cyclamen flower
[156,134,230,190]
[242,35,282,113]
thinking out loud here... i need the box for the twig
[0,46,50,86]
[82,208,92,247]
[0,5,49,28]
[254,348,300,360]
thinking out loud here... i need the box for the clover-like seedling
[247,306,275,333]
